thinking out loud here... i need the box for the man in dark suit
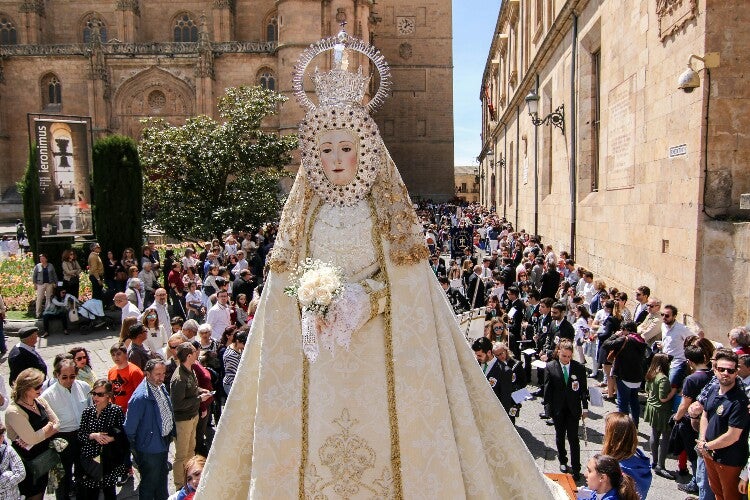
[533,298,554,401]
[539,265,561,299]
[542,302,576,358]
[472,338,516,424]
[500,258,516,285]
[505,286,525,359]
[438,277,470,314]
[429,254,447,277]
[8,326,48,385]
[543,339,588,481]
[232,269,257,302]
[522,290,542,382]
[632,285,651,325]
[465,265,485,309]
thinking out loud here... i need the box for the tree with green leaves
[139,85,297,240]
[92,135,143,257]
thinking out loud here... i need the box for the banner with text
[34,118,93,237]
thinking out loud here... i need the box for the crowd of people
[2,203,750,498]
[418,201,750,500]
[0,227,275,499]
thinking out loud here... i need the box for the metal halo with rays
[292,29,391,114]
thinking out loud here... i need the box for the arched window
[259,71,276,91]
[0,15,17,45]
[265,14,278,42]
[82,15,108,43]
[173,13,198,42]
[41,74,62,110]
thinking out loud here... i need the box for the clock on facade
[396,16,415,35]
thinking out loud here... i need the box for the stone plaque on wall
[657,0,698,41]
[605,75,636,190]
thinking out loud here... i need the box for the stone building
[478,0,749,339]
[0,0,454,218]
[454,165,479,203]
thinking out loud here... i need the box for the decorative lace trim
[299,105,383,208]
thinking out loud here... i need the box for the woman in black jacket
[596,300,622,399]
[604,321,647,427]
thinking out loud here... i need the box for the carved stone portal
[656,0,697,41]
[113,66,194,137]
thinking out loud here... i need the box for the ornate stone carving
[86,20,111,97]
[195,16,215,79]
[19,0,44,16]
[213,0,235,12]
[398,43,412,60]
[115,0,141,16]
[0,41,277,57]
[0,57,4,84]
[656,0,697,40]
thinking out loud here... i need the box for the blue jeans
[697,456,715,500]
[615,378,640,427]
[669,361,688,389]
[136,450,169,500]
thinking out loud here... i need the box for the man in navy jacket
[125,359,176,500]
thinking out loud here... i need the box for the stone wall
[0,0,455,211]
[479,0,750,341]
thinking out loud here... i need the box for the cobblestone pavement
[0,324,690,499]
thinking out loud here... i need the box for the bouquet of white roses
[285,259,347,362]
[284,259,345,316]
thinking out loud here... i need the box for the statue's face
[319,129,358,186]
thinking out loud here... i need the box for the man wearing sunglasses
[41,358,90,499]
[697,348,750,500]
[657,304,691,400]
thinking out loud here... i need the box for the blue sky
[453,0,502,167]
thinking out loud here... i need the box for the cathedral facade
[0,0,454,214]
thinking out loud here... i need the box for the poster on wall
[31,116,94,238]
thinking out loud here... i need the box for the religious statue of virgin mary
[197,29,566,499]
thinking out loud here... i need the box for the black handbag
[27,448,61,482]
[80,455,103,481]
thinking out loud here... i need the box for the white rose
[320,275,339,293]
[298,285,315,305]
[314,288,333,306]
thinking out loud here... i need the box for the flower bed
[1,243,199,311]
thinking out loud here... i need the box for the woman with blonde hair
[61,249,82,298]
[602,412,652,499]
[5,368,60,500]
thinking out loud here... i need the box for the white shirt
[232,259,249,276]
[662,321,691,366]
[150,301,171,333]
[40,380,90,432]
[144,325,168,354]
[121,301,141,323]
[206,302,231,341]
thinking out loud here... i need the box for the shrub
[92,135,143,258]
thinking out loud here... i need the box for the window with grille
[174,14,198,42]
[42,74,62,110]
[259,71,276,91]
[266,15,278,42]
[0,16,17,45]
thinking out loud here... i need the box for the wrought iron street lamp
[525,89,565,134]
